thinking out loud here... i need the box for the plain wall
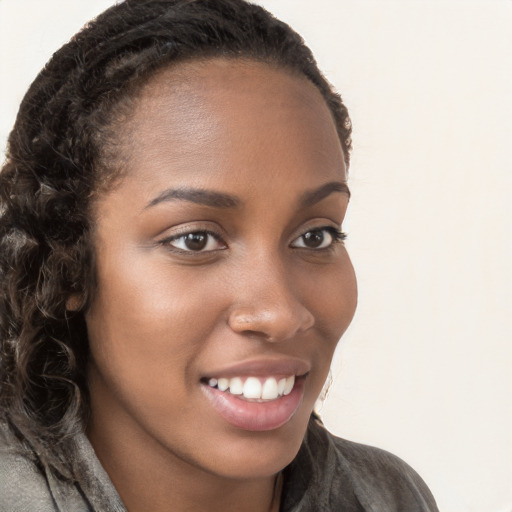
[1,1,511,511]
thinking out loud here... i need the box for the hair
[0,0,352,477]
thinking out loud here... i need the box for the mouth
[200,369,308,432]
[201,375,297,402]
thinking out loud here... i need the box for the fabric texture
[0,417,438,512]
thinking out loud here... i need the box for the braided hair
[0,0,352,477]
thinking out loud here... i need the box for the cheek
[303,254,357,341]
[85,252,227,397]
[334,257,358,329]
[297,254,357,392]
[89,246,223,335]
[84,261,232,447]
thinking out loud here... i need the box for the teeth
[206,375,296,400]
[217,377,229,391]
[283,375,295,396]
[243,377,262,399]
[277,378,286,395]
[261,377,278,400]
[229,377,243,395]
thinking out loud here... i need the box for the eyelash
[160,229,226,253]
[291,226,347,250]
[159,226,347,254]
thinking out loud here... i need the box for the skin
[85,59,357,512]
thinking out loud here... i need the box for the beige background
[1,1,511,511]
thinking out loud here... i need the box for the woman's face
[85,59,357,481]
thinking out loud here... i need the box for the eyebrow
[145,187,240,209]
[299,181,351,208]
[144,180,350,210]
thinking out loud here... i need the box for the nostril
[243,329,269,339]
[227,304,314,342]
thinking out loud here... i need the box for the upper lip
[203,356,311,379]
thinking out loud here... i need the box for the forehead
[114,58,346,195]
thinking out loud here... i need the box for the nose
[227,257,315,343]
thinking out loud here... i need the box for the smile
[205,375,295,401]
[201,372,307,432]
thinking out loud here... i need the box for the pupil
[303,230,324,248]
[185,232,207,251]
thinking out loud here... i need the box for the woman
[0,1,438,510]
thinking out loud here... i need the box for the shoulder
[0,423,57,512]
[331,434,438,510]
[0,420,123,512]
[298,417,439,511]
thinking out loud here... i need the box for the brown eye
[291,227,345,250]
[167,231,225,252]
[302,230,325,248]
[184,232,207,251]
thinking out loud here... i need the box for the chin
[197,408,312,480]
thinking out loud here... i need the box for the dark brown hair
[0,0,352,476]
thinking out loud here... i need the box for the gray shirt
[0,417,438,511]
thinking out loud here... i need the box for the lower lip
[201,378,305,432]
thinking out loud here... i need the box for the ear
[66,294,83,311]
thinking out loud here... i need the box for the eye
[290,227,346,249]
[164,231,226,252]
